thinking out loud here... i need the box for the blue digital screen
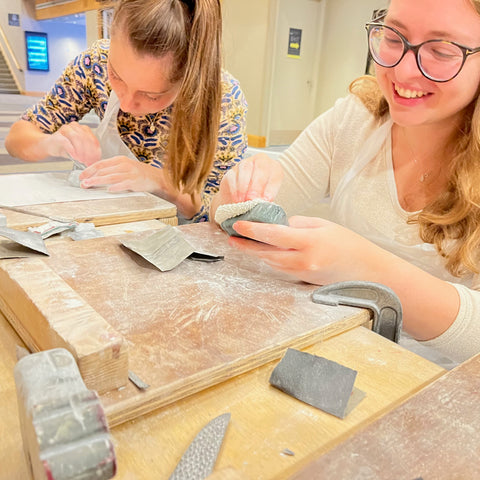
[25,31,49,71]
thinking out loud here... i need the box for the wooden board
[110,327,445,479]
[1,312,444,480]
[0,257,128,394]
[290,353,480,480]
[0,311,30,480]
[0,223,370,427]
[0,193,177,230]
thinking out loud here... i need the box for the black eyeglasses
[366,22,480,82]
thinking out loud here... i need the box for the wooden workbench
[0,194,177,230]
[0,222,373,424]
[290,349,480,480]
[0,312,444,480]
[0,220,454,479]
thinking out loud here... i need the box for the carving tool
[68,154,86,171]
[14,348,116,480]
[169,413,231,480]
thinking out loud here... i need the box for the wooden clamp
[14,348,116,480]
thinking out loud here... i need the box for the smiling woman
[211,0,480,365]
[5,0,248,222]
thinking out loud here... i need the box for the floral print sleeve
[22,39,111,130]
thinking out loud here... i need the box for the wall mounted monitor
[25,31,49,71]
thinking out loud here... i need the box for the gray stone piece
[269,348,360,419]
[121,225,195,272]
[220,201,288,238]
[0,225,49,258]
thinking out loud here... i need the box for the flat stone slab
[269,348,363,419]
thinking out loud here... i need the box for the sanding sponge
[215,199,288,237]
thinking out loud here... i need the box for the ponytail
[169,0,222,194]
[112,0,222,195]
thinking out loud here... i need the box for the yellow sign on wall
[288,28,302,58]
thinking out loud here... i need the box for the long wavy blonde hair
[112,0,222,196]
[350,0,480,277]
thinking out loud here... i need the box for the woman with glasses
[5,0,247,222]
[211,0,480,364]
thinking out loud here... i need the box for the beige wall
[315,0,388,115]
[2,1,388,138]
[85,9,98,48]
[223,0,388,142]
[222,0,273,137]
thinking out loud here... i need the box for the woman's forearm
[5,120,53,162]
[368,248,460,341]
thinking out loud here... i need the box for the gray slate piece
[0,225,49,258]
[269,348,359,419]
[221,201,288,237]
[121,225,195,272]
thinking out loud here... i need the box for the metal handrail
[0,23,23,72]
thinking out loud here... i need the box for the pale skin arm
[228,216,460,342]
[212,152,460,342]
[6,120,200,218]
[5,119,101,165]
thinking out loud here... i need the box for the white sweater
[276,94,480,364]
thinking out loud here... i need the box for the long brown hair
[112,0,222,195]
[350,0,480,277]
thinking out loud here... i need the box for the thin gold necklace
[401,128,436,184]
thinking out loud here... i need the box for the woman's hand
[229,215,388,285]
[230,215,462,345]
[210,153,284,221]
[47,122,101,166]
[79,156,162,192]
[80,157,202,219]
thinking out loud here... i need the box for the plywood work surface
[290,351,479,480]
[0,195,177,229]
[0,310,444,480]
[0,222,370,427]
[111,326,444,480]
[0,173,177,229]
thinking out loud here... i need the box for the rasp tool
[169,412,231,480]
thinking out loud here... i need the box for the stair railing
[0,23,24,94]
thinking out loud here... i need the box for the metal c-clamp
[312,281,403,343]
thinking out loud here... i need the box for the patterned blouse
[22,39,248,222]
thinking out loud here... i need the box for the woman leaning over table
[5,0,247,222]
[211,0,480,363]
